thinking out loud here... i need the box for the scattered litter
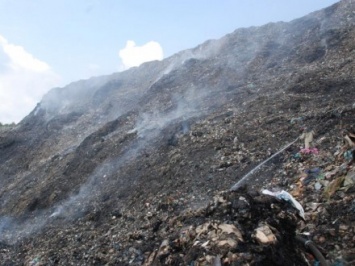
[157,239,170,258]
[343,150,353,161]
[325,167,339,179]
[323,176,345,199]
[290,117,303,124]
[262,189,305,219]
[294,152,302,159]
[230,137,299,191]
[253,224,277,244]
[218,223,244,241]
[314,182,322,191]
[300,147,319,154]
[303,168,323,185]
[217,238,238,248]
[300,129,315,149]
[343,171,355,191]
[344,133,355,147]
[29,257,41,266]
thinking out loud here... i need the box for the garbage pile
[118,127,355,266]
[0,120,354,266]
[144,190,307,265]
[143,128,355,266]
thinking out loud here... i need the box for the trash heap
[1,123,354,266]
[143,190,306,265]
[1,1,355,264]
[141,129,354,266]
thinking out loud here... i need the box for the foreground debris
[1,126,354,265]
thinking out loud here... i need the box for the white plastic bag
[262,189,305,219]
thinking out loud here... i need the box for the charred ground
[0,1,355,265]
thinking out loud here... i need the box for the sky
[0,0,339,124]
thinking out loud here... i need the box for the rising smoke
[2,6,345,243]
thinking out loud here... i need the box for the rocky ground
[0,0,355,265]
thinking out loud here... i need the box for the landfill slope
[0,0,355,265]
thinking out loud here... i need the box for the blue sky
[0,0,339,123]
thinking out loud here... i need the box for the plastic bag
[262,189,305,219]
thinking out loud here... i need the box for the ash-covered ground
[0,1,355,265]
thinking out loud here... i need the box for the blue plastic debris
[344,150,353,161]
[303,168,322,185]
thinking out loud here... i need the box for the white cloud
[0,34,60,124]
[118,40,163,70]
